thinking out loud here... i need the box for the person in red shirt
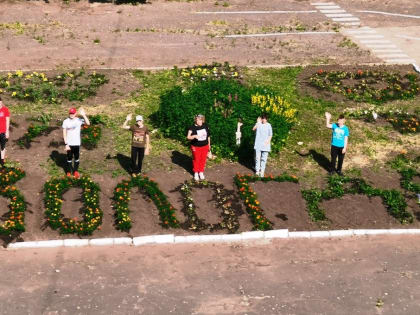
[0,97,10,167]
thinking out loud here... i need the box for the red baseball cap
[69,108,77,114]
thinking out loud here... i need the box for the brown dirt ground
[0,0,379,70]
[251,181,317,231]
[336,0,420,28]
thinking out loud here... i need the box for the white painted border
[7,229,420,249]
[220,31,337,38]
[195,10,317,14]
[395,35,420,41]
[357,10,420,19]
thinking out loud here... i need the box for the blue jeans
[255,150,269,175]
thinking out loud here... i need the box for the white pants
[255,150,269,175]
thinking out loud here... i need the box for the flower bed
[178,62,242,84]
[302,175,413,224]
[344,106,419,134]
[0,70,108,104]
[0,167,26,235]
[309,69,419,104]
[81,115,104,149]
[176,180,241,233]
[112,175,179,231]
[44,176,103,235]
[234,173,299,230]
[17,124,53,148]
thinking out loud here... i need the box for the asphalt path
[1,235,420,314]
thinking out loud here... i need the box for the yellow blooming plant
[179,62,241,84]
[251,93,297,123]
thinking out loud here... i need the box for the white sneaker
[199,172,205,180]
[255,171,260,177]
[260,172,264,178]
[194,173,199,181]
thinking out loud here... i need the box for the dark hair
[338,114,345,120]
[261,113,269,120]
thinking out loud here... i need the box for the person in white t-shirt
[62,107,90,178]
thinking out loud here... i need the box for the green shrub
[155,79,297,159]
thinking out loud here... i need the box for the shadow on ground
[296,149,331,172]
[50,150,68,175]
[171,151,192,174]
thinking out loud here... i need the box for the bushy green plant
[155,79,297,159]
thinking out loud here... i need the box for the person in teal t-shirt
[325,112,349,176]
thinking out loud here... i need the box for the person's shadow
[116,153,132,174]
[171,151,192,174]
[296,149,331,172]
[50,150,68,174]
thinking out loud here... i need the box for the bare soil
[0,0,379,70]
[336,0,420,28]
[251,181,316,231]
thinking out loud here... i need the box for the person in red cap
[0,97,10,167]
[62,107,90,178]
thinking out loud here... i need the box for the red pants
[191,145,209,173]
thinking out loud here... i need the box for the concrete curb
[6,229,420,250]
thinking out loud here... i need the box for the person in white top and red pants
[0,97,10,167]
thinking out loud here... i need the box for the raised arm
[253,117,262,131]
[325,112,333,129]
[79,108,90,126]
[122,114,132,130]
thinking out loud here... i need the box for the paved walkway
[1,235,420,314]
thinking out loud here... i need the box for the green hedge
[155,79,296,159]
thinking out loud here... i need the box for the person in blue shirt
[325,112,349,176]
[253,113,273,177]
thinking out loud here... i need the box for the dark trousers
[131,146,145,174]
[0,133,7,151]
[66,145,80,173]
[330,145,345,173]
[0,133,6,165]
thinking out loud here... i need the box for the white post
[236,121,243,146]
